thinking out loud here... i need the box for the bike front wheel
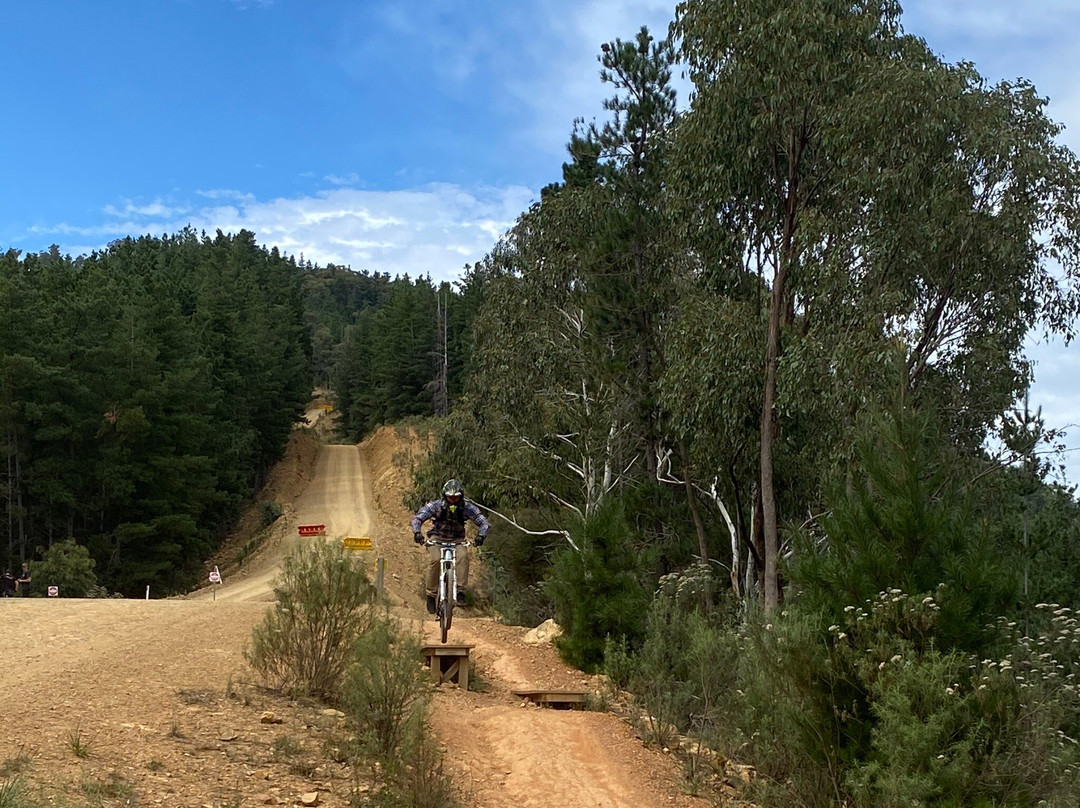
[440,568,453,643]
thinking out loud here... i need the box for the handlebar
[423,539,474,548]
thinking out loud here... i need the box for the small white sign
[47,585,58,597]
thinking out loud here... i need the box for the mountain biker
[411,478,490,614]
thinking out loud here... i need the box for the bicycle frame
[425,539,471,643]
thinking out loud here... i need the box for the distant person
[1,569,16,598]
[17,562,30,597]
[410,479,490,614]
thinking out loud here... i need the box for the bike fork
[439,549,456,610]
[444,550,456,602]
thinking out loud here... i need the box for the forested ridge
[1,230,311,594]
[304,263,484,439]
[6,0,1080,803]
[0,233,484,595]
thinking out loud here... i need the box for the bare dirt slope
[0,421,710,808]
[192,444,372,604]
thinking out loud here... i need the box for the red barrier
[298,524,326,537]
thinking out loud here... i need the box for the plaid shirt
[410,498,490,538]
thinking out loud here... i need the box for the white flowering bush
[831,594,1080,806]
[716,592,1080,807]
[655,562,719,610]
[606,579,1080,807]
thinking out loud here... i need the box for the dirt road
[0,427,707,808]
[193,445,372,603]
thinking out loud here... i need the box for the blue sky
[3,0,1079,480]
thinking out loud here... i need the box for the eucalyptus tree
[670,0,1080,611]
[471,28,683,532]
[472,208,634,518]
[660,285,767,594]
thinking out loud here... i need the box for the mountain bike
[424,539,472,643]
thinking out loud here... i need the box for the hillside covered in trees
[303,264,484,439]
[5,0,1080,804]
[0,234,485,595]
[1,230,311,594]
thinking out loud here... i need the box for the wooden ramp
[422,644,474,689]
[513,689,588,710]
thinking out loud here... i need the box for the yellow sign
[319,404,334,412]
[342,536,373,551]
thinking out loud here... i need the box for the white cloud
[102,199,190,219]
[27,183,536,283]
[334,1,681,161]
[340,2,492,88]
[196,188,256,202]
[496,1,683,155]
[324,173,361,186]
[329,237,396,250]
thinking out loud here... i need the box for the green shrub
[341,617,428,761]
[31,539,97,598]
[546,499,651,671]
[359,723,457,808]
[606,566,741,749]
[829,598,1080,807]
[398,728,457,808]
[259,500,283,527]
[337,613,455,807]
[246,541,377,698]
[735,595,980,805]
[789,404,1017,655]
[721,596,1080,808]
[0,775,32,808]
[475,530,556,626]
[717,610,844,806]
[847,648,986,806]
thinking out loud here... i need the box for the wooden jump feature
[422,644,474,689]
[513,689,589,710]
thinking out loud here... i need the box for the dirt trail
[0,422,708,808]
[193,444,372,603]
[421,617,701,808]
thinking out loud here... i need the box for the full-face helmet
[442,479,464,500]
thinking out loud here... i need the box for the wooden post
[376,557,385,595]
